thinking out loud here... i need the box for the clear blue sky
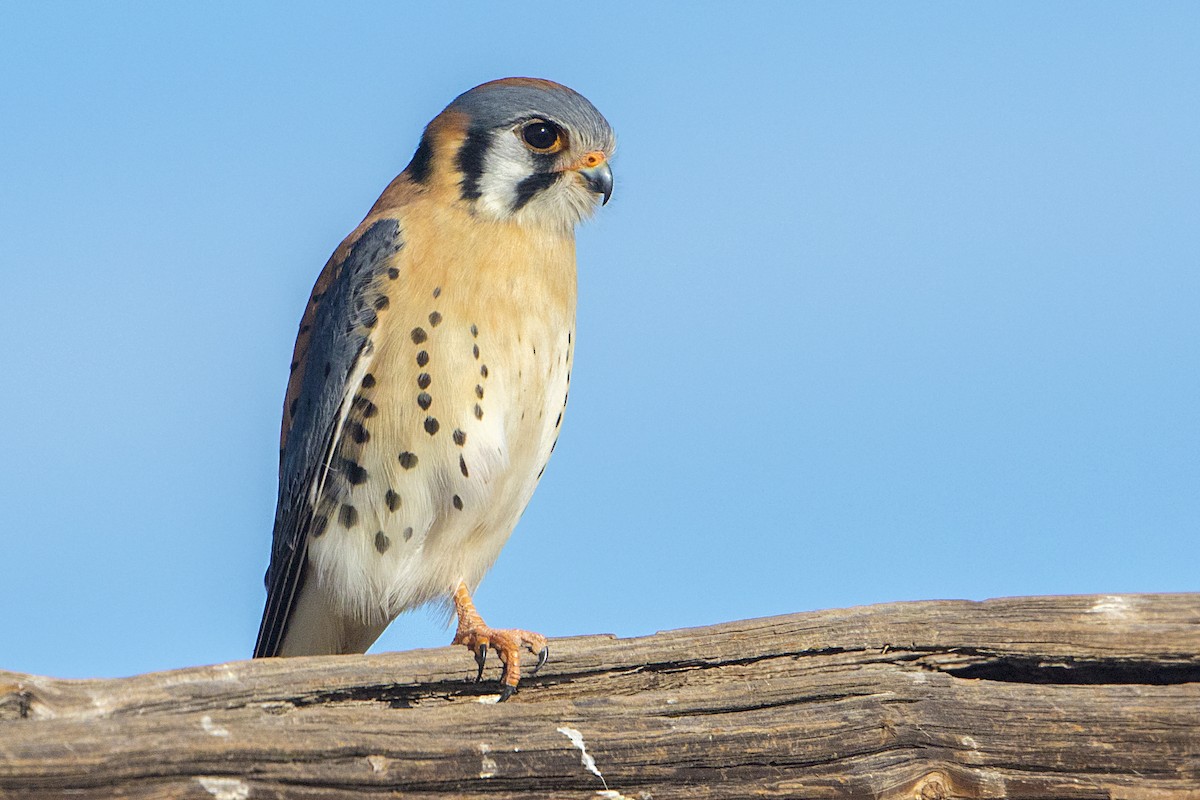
[2,3,1196,679]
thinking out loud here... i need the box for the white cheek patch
[476,136,528,219]
[473,134,601,230]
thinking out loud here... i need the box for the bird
[253,78,614,700]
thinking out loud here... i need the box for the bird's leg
[451,581,548,701]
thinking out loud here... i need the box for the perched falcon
[254,78,614,699]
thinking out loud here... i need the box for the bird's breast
[306,211,577,622]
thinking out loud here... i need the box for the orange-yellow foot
[451,582,548,702]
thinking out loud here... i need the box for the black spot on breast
[470,324,478,338]
[480,364,489,378]
[459,455,469,477]
[339,504,358,528]
[362,309,378,328]
[452,428,466,446]
[361,373,376,389]
[424,416,440,435]
[403,526,414,541]
[374,531,391,554]
[388,267,400,280]
[433,287,441,298]
[452,495,463,510]
[475,384,484,399]
[417,392,432,410]
[411,327,428,344]
[398,451,418,469]
[352,396,378,418]
[474,404,483,420]
[344,460,368,485]
[416,351,429,367]
[417,373,432,389]
[429,311,442,327]
[310,514,329,538]
[349,422,370,444]
[385,489,401,511]
[374,295,390,311]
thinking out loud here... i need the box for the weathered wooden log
[1,594,1197,799]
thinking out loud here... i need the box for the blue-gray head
[406,78,615,230]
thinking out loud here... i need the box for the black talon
[474,644,487,682]
[498,684,516,703]
[533,645,549,674]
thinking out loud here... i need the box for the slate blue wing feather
[254,219,404,658]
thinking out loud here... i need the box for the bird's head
[405,78,615,232]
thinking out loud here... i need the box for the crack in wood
[941,656,1200,685]
[242,647,1200,714]
[294,681,471,708]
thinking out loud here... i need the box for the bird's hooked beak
[581,161,613,205]
[569,151,614,205]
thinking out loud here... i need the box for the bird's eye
[520,119,564,152]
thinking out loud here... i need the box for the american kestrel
[254,78,615,700]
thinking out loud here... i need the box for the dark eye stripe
[511,170,560,212]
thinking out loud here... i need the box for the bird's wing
[254,218,403,658]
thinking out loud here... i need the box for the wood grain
[2,594,1198,799]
